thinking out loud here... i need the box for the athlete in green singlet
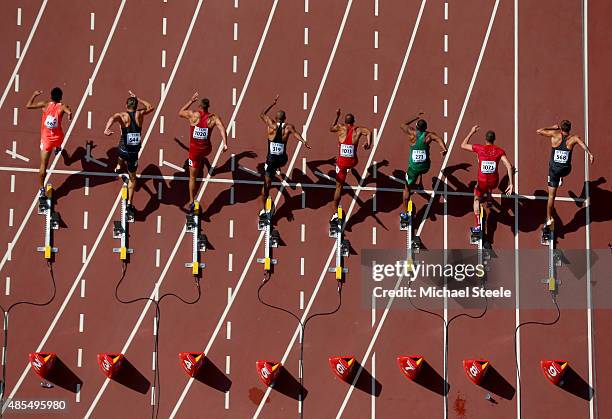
[400,114,447,221]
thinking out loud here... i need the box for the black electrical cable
[257,274,342,419]
[115,262,201,419]
[0,261,57,418]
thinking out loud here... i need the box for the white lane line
[227,287,233,304]
[174,1,355,416]
[89,45,94,64]
[10,175,15,193]
[303,92,308,110]
[300,257,304,276]
[444,2,448,20]
[256,1,428,416]
[582,2,595,418]
[373,95,378,113]
[416,0,500,237]
[157,215,162,234]
[0,0,127,277]
[513,1,521,416]
[87,111,92,129]
[162,50,166,68]
[229,220,234,238]
[225,391,230,409]
[162,160,185,172]
[15,41,20,59]
[155,249,160,268]
[79,314,84,333]
[301,190,305,208]
[77,348,82,367]
[162,17,167,35]
[300,291,304,310]
[444,66,448,84]
[230,186,234,204]
[443,99,448,117]
[158,182,163,200]
[5,277,10,296]
[374,0,379,16]
[337,3,502,415]
[80,279,86,298]
[303,59,308,78]
[372,192,377,211]
[301,224,305,242]
[374,30,378,49]
[373,63,378,81]
[233,22,238,41]
[226,321,231,340]
[13,108,18,125]
[82,245,87,264]
[304,27,309,45]
[232,88,237,106]
[1,1,47,110]
[83,211,88,230]
[225,355,231,374]
[14,74,19,93]
[160,115,164,133]
[234,0,239,7]
[152,351,156,370]
[17,8,22,26]
[304,0,309,13]
[8,209,14,227]
[371,352,376,417]
[90,12,95,30]
[372,226,376,245]
[232,55,237,73]
[84,177,89,195]
[228,253,233,272]
[302,157,306,173]
[444,34,448,52]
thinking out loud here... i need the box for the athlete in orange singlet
[26,88,72,197]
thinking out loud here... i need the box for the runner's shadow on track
[563,177,611,236]
[54,143,119,201]
[45,356,83,393]
[479,365,515,400]
[112,357,150,394]
[349,362,382,397]
[137,160,190,221]
[270,367,307,401]
[201,152,260,222]
[413,360,449,396]
[558,365,594,401]
[193,356,232,392]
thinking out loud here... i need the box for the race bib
[340,144,355,158]
[480,160,496,174]
[553,150,569,164]
[270,142,285,155]
[126,132,141,146]
[44,115,58,129]
[412,149,427,163]
[193,126,209,140]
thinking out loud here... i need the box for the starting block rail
[184,201,206,276]
[400,200,421,274]
[36,184,59,260]
[257,198,278,273]
[328,207,349,289]
[112,184,133,261]
[541,221,562,293]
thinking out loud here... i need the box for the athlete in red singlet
[179,92,228,213]
[26,88,72,197]
[330,109,371,221]
[461,125,514,232]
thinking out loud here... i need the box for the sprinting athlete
[103,91,155,215]
[399,113,447,222]
[25,88,72,197]
[259,95,309,216]
[330,109,371,221]
[461,125,514,233]
[536,120,594,228]
[178,92,228,213]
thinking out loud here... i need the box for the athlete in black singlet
[258,95,309,215]
[104,91,155,213]
[536,119,594,227]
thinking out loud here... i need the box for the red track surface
[0,1,609,418]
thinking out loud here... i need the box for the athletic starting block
[541,359,568,386]
[97,353,124,379]
[184,201,206,276]
[328,207,349,287]
[112,184,133,261]
[36,184,59,260]
[397,355,424,381]
[256,360,281,387]
[463,359,490,385]
[329,356,356,382]
[540,220,562,293]
[29,352,57,379]
[178,352,205,378]
[257,198,278,273]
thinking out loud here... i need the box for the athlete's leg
[127,170,137,205]
[261,175,272,211]
[39,150,52,189]
[332,180,342,212]
[402,183,411,212]
[546,185,557,224]
[188,166,198,207]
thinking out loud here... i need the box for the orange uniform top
[40,102,64,143]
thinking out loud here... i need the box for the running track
[0,1,609,418]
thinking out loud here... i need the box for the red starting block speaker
[463,359,489,385]
[397,355,424,381]
[97,353,124,379]
[178,352,205,377]
[541,360,568,386]
[256,360,281,387]
[28,352,57,379]
[329,356,355,382]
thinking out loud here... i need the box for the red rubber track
[0,1,609,418]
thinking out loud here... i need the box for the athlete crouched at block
[461,125,514,234]
[104,91,155,216]
[178,92,228,214]
[258,95,310,216]
[26,88,72,197]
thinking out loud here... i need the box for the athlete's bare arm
[178,92,199,122]
[288,124,310,149]
[360,127,372,150]
[212,114,229,152]
[571,135,595,164]
[400,112,424,134]
[461,125,479,151]
[103,113,124,136]
[428,132,448,156]
[330,108,341,132]
[260,95,279,130]
[25,90,47,109]
[536,124,560,137]
[500,154,514,195]
[61,104,73,121]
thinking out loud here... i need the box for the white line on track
[5,277,10,296]
[91,12,95,30]
[233,22,238,41]
[17,8,22,26]
[14,75,19,93]
[304,59,308,77]
[0,0,47,110]
[304,27,309,45]
[162,17,167,35]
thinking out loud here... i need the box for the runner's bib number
[44,115,58,129]
[553,150,569,164]
[270,142,285,155]
[412,149,427,163]
[480,160,496,174]
[340,144,355,158]
[193,126,209,140]
[126,133,141,146]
